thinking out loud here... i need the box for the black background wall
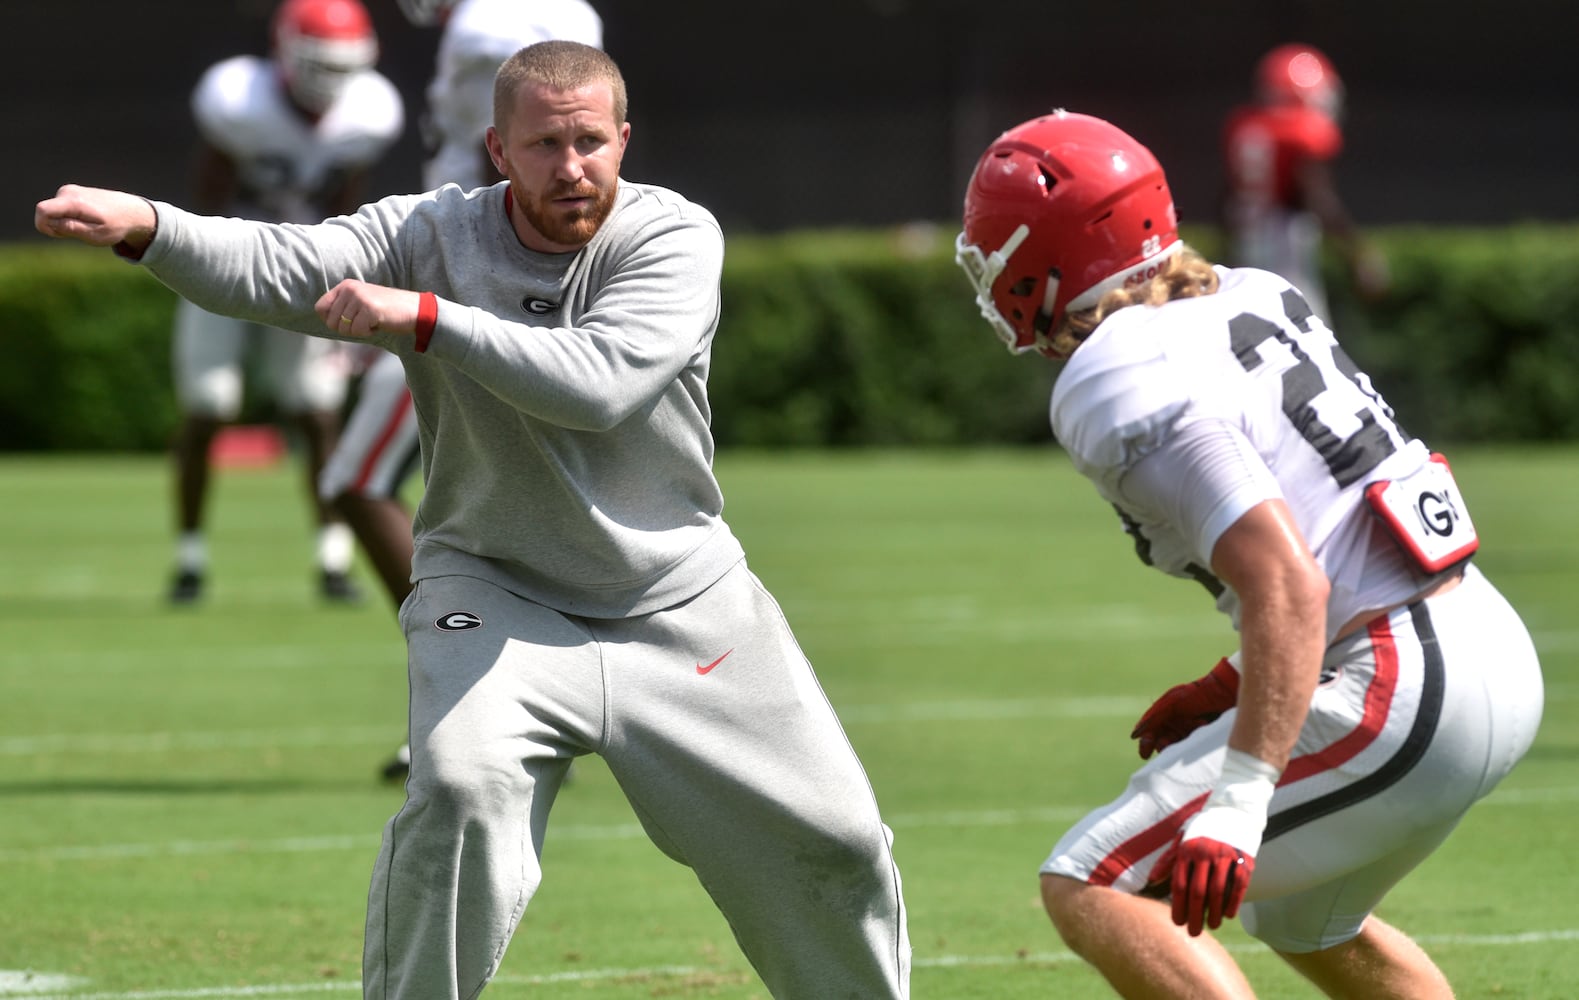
[7,0,1577,241]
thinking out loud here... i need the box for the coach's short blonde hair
[494,40,627,135]
[1048,246,1221,358]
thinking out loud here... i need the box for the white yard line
[0,699,1142,756]
[7,662,1573,758]
[1,787,1570,865]
[7,929,1579,998]
[0,727,398,756]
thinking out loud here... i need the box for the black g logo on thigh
[435,611,483,631]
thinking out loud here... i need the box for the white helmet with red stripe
[272,0,379,115]
[956,110,1180,359]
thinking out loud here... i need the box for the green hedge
[713,225,1054,446]
[3,222,1576,452]
[0,245,182,450]
[1329,225,1579,441]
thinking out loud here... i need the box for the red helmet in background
[272,0,379,114]
[1256,43,1344,121]
[955,110,1180,359]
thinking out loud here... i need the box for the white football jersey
[423,0,604,190]
[191,54,404,223]
[1050,266,1436,637]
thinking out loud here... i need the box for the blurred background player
[168,0,403,604]
[405,0,605,193]
[318,0,603,779]
[1220,42,1389,323]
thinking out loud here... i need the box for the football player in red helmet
[163,0,403,607]
[1221,43,1389,322]
[957,110,1541,1000]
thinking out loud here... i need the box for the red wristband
[414,291,438,353]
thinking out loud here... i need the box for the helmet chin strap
[1039,270,1062,324]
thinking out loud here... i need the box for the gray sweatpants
[362,561,911,999]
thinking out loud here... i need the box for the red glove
[1171,826,1255,936]
[1131,657,1240,759]
[1167,749,1279,936]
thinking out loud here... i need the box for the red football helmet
[272,0,378,115]
[956,110,1180,358]
[1256,43,1344,121]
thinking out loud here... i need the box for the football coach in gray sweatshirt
[36,39,910,1000]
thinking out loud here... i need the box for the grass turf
[0,446,1574,998]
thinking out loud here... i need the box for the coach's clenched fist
[315,278,422,338]
[35,185,158,257]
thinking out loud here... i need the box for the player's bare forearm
[1231,581,1325,769]
[315,278,420,337]
[1210,500,1329,770]
[34,185,158,254]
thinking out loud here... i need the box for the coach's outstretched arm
[35,185,158,255]
[35,185,419,339]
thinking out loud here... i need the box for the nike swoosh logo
[696,649,734,675]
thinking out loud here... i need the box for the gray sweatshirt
[137,180,746,618]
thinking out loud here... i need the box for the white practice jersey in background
[423,0,603,190]
[1050,266,1435,636]
[191,54,404,223]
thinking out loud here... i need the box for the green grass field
[1,446,1575,999]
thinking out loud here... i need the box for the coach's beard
[522,181,618,247]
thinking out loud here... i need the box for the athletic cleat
[169,569,205,604]
[320,569,364,604]
[379,743,411,783]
